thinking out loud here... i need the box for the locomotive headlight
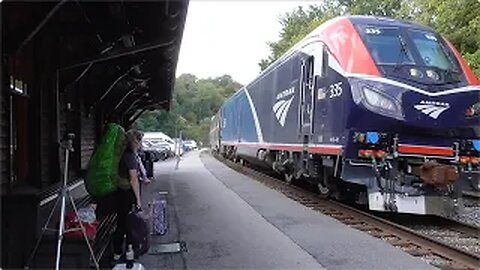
[350,80,404,120]
[409,68,423,78]
[360,86,403,120]
[362,87,399,111]
[426,70,440,81]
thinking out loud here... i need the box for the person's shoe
[111,253,122,267]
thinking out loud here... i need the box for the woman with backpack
[112,129,144,264]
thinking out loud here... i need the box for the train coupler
[417,161,458,187]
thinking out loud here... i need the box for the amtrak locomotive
[210,16,480,216]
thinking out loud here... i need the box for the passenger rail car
[210,16,480,216]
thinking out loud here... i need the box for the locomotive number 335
[328,82,343,99]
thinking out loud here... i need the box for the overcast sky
[175,1,316,85]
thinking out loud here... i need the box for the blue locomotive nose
[402,90,479,130]
[349,78,480,139]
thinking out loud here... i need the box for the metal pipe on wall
[111,86,141,112]
[95,64,141,105]
[58,39,175,71]
[16,0,67,54]
[128,108,147,124]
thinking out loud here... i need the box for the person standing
[112,129,143,264]
[174,138,183,170]
[137,149,152,185]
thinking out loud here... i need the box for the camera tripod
[25,134,99,270]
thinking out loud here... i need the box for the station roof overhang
[3,0,189,124]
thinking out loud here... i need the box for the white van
[143,132,183,156]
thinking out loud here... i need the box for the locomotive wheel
[284,172,295,184]
[317,182,330,198]
[469,174,480,191]
[294,171,303,181]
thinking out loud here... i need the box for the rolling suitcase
[151,192,168,235]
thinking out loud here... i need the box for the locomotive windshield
[406,29,457,71]
[357,25,462,84]
[360,26,415,65]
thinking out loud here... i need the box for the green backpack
[86,123,127,198]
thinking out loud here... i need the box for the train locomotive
[210,16,480,216]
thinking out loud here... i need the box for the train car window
[359,26,415,65]
[407,29,459,72]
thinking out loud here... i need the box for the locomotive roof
[220,15,439,110]
[256,15,437,82]
[347,15,435,32]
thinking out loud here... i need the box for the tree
[134,74,243,145]
[341,0,402,17]
[259,5,339,70]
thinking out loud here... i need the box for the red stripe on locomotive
[318,17,380,76]
[444,39,479,85]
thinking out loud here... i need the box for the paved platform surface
[139,150,435,270]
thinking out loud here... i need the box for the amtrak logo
[272,86,295,127]
[273,96,294,126]
[414,100,450,119]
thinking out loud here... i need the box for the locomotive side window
[300,41,327,79]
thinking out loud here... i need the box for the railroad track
[463,190,480,200]
[387,216,480,256]
[213,154,480,270]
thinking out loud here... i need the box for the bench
[28,180,118,269]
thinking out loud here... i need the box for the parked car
[142,140,172,160]
[142,132,179,157]
[183,140,198,151]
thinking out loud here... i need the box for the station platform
[138,150,435,270]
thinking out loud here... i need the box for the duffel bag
[127,208,150,256]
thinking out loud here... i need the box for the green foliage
[259,5,339,70]
[465,51,480,77]
[135,74,243,145]
[342,0,402,17]
[259,0,480,78]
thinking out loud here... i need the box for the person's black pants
[112,189,136,255]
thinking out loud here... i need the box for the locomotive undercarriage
[344,156,467,215]
[270,150,363,202]
[218,143,477,216]
[268,149,477,216]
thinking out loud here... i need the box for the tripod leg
[68,193,99,270]
[54,187,67,270]
[43,194,61,230]
[24,194,61,269]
